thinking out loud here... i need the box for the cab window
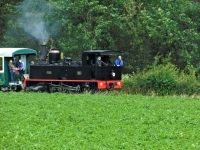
[0,57,3,71]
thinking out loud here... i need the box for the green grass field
[0,92,200,149]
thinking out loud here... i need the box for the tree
[124,0,200,72]
[0,0,199,74]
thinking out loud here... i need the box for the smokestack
[41,44,47,60]
[39,43,48,65]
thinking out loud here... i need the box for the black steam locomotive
[24,45,122,92]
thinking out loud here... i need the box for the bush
[122,62,200,96]
[175,70,200,95]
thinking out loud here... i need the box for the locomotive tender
[0,45,122,92]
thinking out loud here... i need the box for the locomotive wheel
[15,85,22,92]
[49,88,56,93]
[58,87,64,93]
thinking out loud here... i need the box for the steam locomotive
[0,45,122,92]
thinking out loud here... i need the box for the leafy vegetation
[122,60,200,96]
[0,0,199,73]
[0,92,200,149]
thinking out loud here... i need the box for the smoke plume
[17,0,61,43]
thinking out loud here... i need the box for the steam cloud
[17,0,62,43]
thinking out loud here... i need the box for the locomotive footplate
[24,79,122,92]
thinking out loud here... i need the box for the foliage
[53,0,126,58]
[175,70,200,95]
[124,0,200,72]
[0,0,199,73]
[122,59,200,95]
[1,92,200,149]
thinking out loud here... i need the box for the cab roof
[83,50,121,56]
[0,48,37,57]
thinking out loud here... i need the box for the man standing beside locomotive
[115,56,123,66]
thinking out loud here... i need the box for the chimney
[41,44,47,60]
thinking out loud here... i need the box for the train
[0,45,122,92]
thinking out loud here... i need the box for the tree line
[0,0,199,73]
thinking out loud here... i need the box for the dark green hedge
[122,62,200,96]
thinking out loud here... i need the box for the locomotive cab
[82,50,122,80]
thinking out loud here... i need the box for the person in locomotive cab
[31,61,34,65]
[96,55,108,66]
[115,56,123,66]
[8,59,15,81]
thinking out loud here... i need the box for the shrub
[175,70,200,95]
[122,63,200,96]
[138,62,178,95]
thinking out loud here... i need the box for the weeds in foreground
[0,92,200,149]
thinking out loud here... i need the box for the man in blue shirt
[115,56,123,66]
[18,59,24,75]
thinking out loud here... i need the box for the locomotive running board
[24,79,122,89]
